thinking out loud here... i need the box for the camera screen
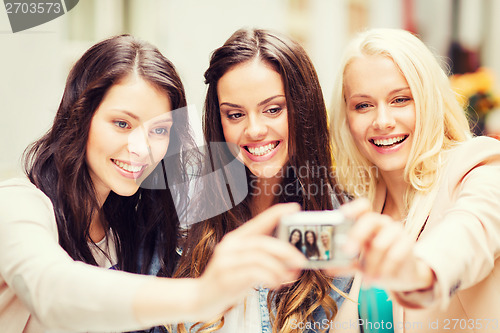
[287,225,338,261]
[280,210,353,266]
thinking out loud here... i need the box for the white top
[216,288,261,333]
[90,234,118,269]
[0,178,154,332]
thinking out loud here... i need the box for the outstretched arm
[0,180,304,331]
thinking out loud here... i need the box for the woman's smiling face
[290,230,301,245]
[217,59,289,179]
[344,55,416,178]
[306,231,315,245]
[86,75,173,203]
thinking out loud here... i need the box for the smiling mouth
[111,159,146,173]
[244,141,279,156]
[370,135,408,148]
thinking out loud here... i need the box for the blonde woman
[330,28,500,332]
[319,230,332,260]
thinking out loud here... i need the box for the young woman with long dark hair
[289,229,304,253]
[0,34,304,332]
[173,28,352,333]
[304,230,321,260]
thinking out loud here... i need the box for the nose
[127,126,152,161]
[244,114,268,140]
[372,105,396,130]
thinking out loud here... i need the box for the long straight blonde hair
[330,28,471,213]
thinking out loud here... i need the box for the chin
[112,185,140,197]
[251,166,284,179]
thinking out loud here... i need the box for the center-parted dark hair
[174,28,346,333]
[304,230,320,259]
[289,229,303,251]
[23,35,195,276]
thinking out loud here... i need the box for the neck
[89,188,110,243]
[250,175,281,216]
[89,211,106,243]
[95,186,110,209]
[380,170,408,221]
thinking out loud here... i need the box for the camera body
[279,210,354,269]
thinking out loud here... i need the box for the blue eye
[355,103,370,110]
[152,127,169,136]
[393,97,411,104]
[114,120,130,129]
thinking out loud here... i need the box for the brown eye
[265,107,282,115]
[227,112,244,120]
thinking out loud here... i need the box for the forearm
[133,277,205,326]
[26,262,152,331]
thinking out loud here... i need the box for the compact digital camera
[279,210,355,269]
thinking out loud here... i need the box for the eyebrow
[113,109,173,124]
[219,94,285,108]
[348,87,410,99]
[151,118,173,125]
[113,110,140,120]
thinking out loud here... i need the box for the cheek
[282,124,289,146]
[149,139,170,163]
[407,108,417,132]
[86,123,105,161]
[279,113,289,140]
[221,120,238,144]
[346,114,364,142]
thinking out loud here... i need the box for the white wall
[1,0,499,181]
[0,10,66,180]
[482,0,500,85]
[0,0,349,180]
[156,0,289,133]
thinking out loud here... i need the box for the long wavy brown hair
[23,35,195,275]
[174,28,346,333]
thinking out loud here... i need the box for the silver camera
[279,210,354,268]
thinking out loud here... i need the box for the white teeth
[247,142,278,156]
[373,136,406,147]
[113,160,143,173]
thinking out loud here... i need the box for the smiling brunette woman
[289,229,304,252]
[0,34,304,332]
[173,28,352,333]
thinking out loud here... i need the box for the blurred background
[2,0,500,180]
